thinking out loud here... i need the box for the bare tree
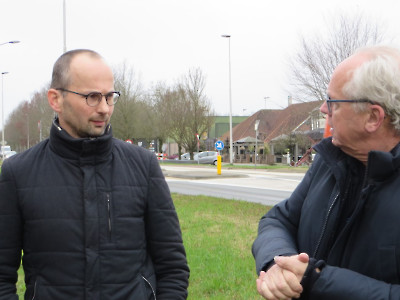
[111,62,144,141]
[153,68,214,159]
[4,87,54,151]
[179,68,214,158]
[5,101,31,151]
[288,13,387,101]
[29,88,54,141]
[133,97,160,144]
[153,84,190,157]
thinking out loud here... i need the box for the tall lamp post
[1,72,9,152]
[221,34,233,164]
[254,119,260,168]
[63,0,67,52]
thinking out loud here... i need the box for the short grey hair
[50,49,102,89]
[343,46,400,132]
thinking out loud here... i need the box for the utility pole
[63,0,67,52]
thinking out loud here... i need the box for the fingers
[274,254,309,281]
[282,269,303,295]
[256,265,302,300]
[256,271,266,294]
[297,252,309,263]
[256,254,312,299]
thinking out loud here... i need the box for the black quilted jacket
[253,138,400,299]
[0,120,189,299]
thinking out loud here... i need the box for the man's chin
[331,137,341,148]
[87,127,107,137]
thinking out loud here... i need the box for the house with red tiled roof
[219,100,326,163]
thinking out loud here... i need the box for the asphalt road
[161,165,305,206]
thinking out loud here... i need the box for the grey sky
[1,0,399,130]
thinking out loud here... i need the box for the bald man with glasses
[0,49,189,300]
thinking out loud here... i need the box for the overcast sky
[1,0,400,128]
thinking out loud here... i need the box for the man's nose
[96,96,111,113]
[320,101,329,115]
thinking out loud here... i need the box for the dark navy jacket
[0,121,189,299]
[253,137,400,299]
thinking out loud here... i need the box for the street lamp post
[1,72,9,153]
[254,120,260,168]
[221,34,233,164]
[63,0,67,52]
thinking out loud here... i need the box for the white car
[180,152,199,160]
[3,150,17,159]
[194,151,219,165]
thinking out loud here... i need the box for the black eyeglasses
[326,99,375,115]
[56,88,120,107]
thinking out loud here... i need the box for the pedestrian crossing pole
[215,140,224,175]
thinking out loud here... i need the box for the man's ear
[47,89,62,113]
[365,105,385,133]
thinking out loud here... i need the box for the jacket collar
[313,137,345,166]
[49,118,113,161]
[367,143,400,181]
[314,137,400,182]
[313,138,350,186]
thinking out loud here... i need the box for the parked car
[1,145,11,153]
[3,150,17,159]
[167,154,179,160]
[180,152,199,160]
[180,153,190,160]
[194,151,219,165]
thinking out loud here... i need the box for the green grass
[15,194,270,299]
[17,268,24,297]
[175,194,269,299]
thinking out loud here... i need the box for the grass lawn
[15,194,270,299]
[174,194,269,299]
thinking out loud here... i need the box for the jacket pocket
[141,275,156,300]
[100,192,114,245]
[28,280,38,300]
[106,193,112,242]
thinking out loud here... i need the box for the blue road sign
[215,140,224,150]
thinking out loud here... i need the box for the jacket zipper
[142,275,157,300]
[31,280,37,300]
[313,192,339,258]
[107,194,112,240]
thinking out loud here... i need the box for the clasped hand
[256,253,309,300]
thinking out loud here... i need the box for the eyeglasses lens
[86,93,101,106]
[86,92,119,106]
[107,92,119,105]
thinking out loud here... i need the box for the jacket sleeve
[252,153,400,299]
[0,161,22,299]
[252,160,315,274]
[144,154,189,299]
[309,265,400,299]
